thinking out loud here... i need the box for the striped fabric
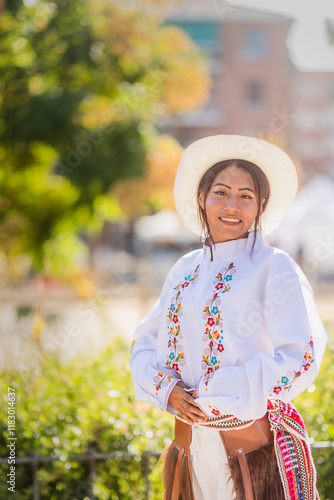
[186,397,319,500]
[267,399,319,500]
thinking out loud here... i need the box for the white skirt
[190,425,237,500]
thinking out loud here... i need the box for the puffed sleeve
[129,259,181,414]
[195,253,328,420]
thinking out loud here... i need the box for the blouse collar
[202,229,263,261]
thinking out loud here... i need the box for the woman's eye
[213,191,254,199]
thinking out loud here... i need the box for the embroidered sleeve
[196,255,328,421]
[129,266,179,413]
[129,257,199,414]
[268,338,316,397]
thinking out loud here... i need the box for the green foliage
[56,120,147,204]
[0,0,146,274]
[0,337,173,499]
[0,0,209,275]
[1,332,331,499]
[293,325,334,499]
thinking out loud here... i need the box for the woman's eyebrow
[212,182,255,193]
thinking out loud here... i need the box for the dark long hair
[197,159,270,260]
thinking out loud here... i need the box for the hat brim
[174,135,298,237]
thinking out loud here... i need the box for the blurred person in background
[130,135,328,500]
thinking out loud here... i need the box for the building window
[242,28,268,60]
[164,21,221,53]
[245,82,266,108]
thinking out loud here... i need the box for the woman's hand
[168,381,207,424]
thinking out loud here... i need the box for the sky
[239,0,334,71]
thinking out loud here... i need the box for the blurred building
[161,1,334,181]
[290,71,334,178]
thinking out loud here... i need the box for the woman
[129,135,328,499]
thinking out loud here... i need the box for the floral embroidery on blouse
[165,264,200,377]
[153,371,174,396]
[269,337,315,397]
[201,262,236,389]
[209,405,222,416]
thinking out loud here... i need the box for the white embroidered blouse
[129,230,328,421]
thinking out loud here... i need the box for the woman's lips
[219,217,242,226]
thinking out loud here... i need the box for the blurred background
[0,0,333,499]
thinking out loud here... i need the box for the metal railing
[0,448,161,500]
[1,442,333,500]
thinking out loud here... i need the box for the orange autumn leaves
[113,135,183,217]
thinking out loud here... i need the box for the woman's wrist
[183,387,197,398]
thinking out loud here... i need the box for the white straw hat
[174,134,298,237]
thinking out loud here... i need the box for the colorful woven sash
[192,398,319,500]
[267,398,319,500]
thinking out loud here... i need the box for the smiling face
[198,164,265,244]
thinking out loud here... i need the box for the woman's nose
[224,194,239,211]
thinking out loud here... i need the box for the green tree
[0,0,210,276]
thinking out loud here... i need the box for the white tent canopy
[134,209,198,246]
[270,175,334,279]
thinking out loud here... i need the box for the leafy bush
[0,337,172,499]
[293,324,334,500]
[0,331,333,499]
